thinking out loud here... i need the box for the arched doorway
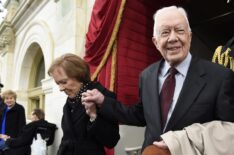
[21,42,45,118]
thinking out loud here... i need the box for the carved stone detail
[0,22,15,54]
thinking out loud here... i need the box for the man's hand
[153,140,168,149]
[82,101,97,121]
[82,89,105,121]
[82,89,105,107]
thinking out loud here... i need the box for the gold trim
[212,46,222,64]
[213,46,234,71]
[110,41,117,91]
[221,48,231,67]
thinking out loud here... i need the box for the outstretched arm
[82,89,146,126]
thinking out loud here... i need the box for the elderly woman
[48,53,120,155]
[0,90,26,155]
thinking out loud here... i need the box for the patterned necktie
[160,67,178,127]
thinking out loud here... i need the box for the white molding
[41,77,53,94]
[11,0,50,36]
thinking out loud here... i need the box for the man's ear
[189,31,192,44]
[152,37,159,49]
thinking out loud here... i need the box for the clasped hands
[81,89,168,149]
[81,89,105,121]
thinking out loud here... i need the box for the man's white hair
[153,6,191,37]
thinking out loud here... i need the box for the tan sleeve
[161,121,234,155]
[186,121,234,155]
[161,130,198,155]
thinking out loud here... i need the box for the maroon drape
[85,0,123,89]
[116,0,161,105]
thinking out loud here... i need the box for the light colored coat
[161,121,234,155]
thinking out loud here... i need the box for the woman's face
[51,66,82,98]
[31,114,39,121]
[4,95,16,108]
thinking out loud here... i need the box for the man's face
[51,67,82,98]
[152,10,192,66]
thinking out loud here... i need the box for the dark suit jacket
[100,56,234,151]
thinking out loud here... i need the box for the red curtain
[85,1,124,155]
[115,0,161,105]
[85,0,124,89]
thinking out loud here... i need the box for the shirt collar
[161,53,192,77]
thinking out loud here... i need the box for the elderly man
[82,5,234,152]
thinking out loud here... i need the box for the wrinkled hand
[82,89,104,120]
[82,89,105,107]
[153,140,168,149]
[82,101,97,120]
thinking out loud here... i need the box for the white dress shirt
[158,53,192,130]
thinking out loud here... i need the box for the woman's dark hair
[32,108,45,120]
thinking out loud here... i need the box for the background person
[0,90,26,155]
[48,53,120,155]
[0,108,57,155]
[82,5,234,152]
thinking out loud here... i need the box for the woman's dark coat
[1,119,56,155]
[0,103,26,138]
[0,103,26,155]
[57,82,120,155]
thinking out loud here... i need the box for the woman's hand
[0,134,10,141]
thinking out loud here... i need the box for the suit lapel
[146,61,163,131]
[165,57,206,131]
